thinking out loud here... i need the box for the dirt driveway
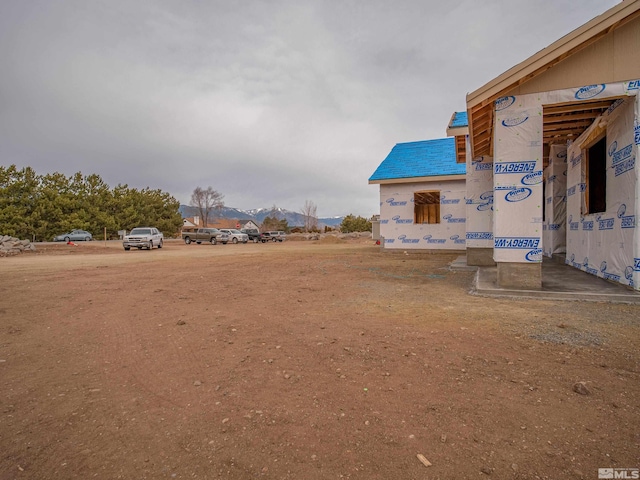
[1,239,639,479]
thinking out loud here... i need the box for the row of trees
[261,215,290,232]
[299,200,372,233]
[0,165,183,241]
[189,192,322,233]
[259,213,370,234]
[1,167,373,241]
[300,201,372,233]
[189,190,371,233]
[300,200,372,234]
[340,214,372,233]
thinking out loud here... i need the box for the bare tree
[190,187,224,227]
[301,199,318,232]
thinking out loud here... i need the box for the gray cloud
[0,0,618,217]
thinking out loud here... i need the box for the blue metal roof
[369,137,465,182]
[450,111,468,128]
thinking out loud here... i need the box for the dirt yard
[1,238,639,479]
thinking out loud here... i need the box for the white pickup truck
[123,227,164,250]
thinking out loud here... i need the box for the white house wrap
[543,144,568,257]
[379,183,467,249]
[488,81,638,283]
[565,94,639,289]
[465,147,494,249]
[493,105,544,263]
[369,138,467,251]
[371,2,640,291]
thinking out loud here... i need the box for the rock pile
[0,235,36,256]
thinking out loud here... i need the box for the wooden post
[104,227,107,246]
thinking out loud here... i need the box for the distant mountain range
[179,205,344,227]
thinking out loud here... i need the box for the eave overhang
[369,174,466,185]
[466,1,640,160]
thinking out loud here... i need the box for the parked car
[220,229,249,244]
[182,228,229,245]
[53,230,93,242]
[263,231,285,242]
[123,227,163,250]
[240,228,263,243]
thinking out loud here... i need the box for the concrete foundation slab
[497,262,542,289]
[466,247,495,266]
[469,258,640,304]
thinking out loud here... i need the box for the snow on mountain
[179,205,344,227]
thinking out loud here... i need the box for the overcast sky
[0,0,619,217]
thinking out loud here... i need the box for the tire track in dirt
[3,241,640,479]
